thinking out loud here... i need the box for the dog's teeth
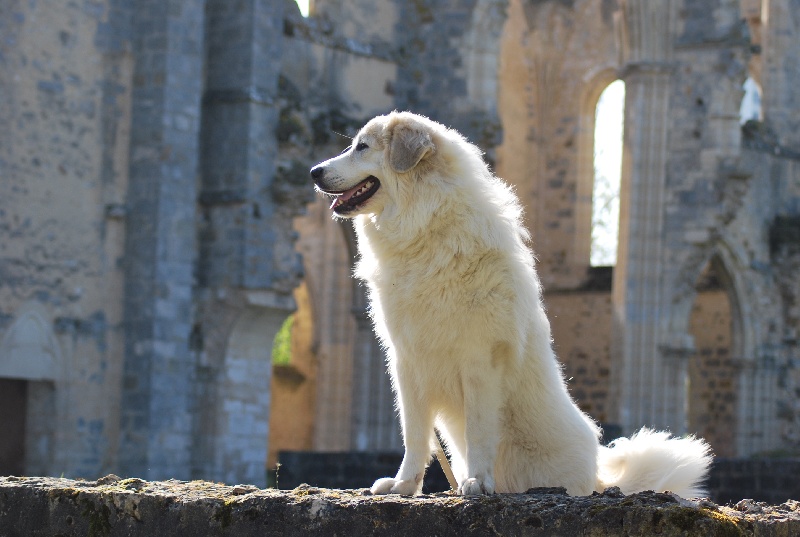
[330,179,375,211]
[356,181,373,196]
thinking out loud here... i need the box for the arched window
[590,80,625,267]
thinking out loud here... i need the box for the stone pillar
[199,0,286,291]
[196,0,300,486]
[118,0,205,480]
[613,61,677,432]
[611,0,680,433]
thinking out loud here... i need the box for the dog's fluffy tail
[596,428,713,498]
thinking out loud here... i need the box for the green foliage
[271,315,294,366]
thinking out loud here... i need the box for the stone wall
[2,476,799,536]
[0,0,131,479]
[266,284,317,470]
[0,0,313,486]
[708,459,800,506]
[769,217,800,449]
[545,285,614,423]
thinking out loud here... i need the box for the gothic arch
[666,239,781,455]
[666,241,756,363]
[0,303,61,381]
[685,254,739,455]
[0,302,59,476]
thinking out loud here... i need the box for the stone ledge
[1,476,798,536]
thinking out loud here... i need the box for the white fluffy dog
[310,111,712,497]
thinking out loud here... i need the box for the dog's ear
[388,122,435,173]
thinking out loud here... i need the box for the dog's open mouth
[327,176,380,215]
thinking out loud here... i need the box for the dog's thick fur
[311,111,712,497]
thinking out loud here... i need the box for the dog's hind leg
[458,358,504,495]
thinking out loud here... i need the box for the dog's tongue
[329,180,368,209]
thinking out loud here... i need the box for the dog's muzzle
[310,165,381,216]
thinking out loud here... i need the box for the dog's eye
[355,142,369,151]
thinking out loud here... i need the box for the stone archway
[267,281,317,472]
[211,304,288,486]
[666,242,781,456]
[0,307,60,382]
[0,303,59,476]
[686,257,738,456]
[0,378,26,475]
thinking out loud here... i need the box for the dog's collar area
[328,176,380,215]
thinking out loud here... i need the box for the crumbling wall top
[1,476,798,536]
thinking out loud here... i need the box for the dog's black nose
[310,166,324,181]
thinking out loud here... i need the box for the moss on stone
[80,498,112,537]
[213,498,236,529]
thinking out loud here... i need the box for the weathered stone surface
[1,476,799,536]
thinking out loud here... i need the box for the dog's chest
[377,264,450,314]
[371,255,508,347]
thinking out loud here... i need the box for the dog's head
[310,112,437,218]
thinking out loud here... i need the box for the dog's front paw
[370,477,420,496]
[370,477,398,495]
[459,477,495,496]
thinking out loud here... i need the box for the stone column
[196,0,293,486]
[611,0,682,433]
[199,0,286,290]
[118,0,205,480]
[613,62,680,432]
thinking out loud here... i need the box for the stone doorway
[687,259,738,457]
[0,378,27,476]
